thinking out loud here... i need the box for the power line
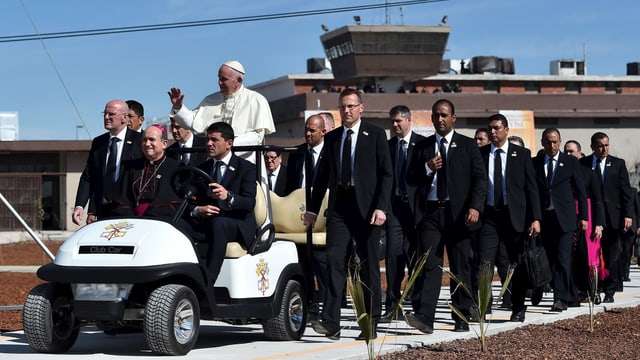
[19,0,91,138]
[0,0,445,43]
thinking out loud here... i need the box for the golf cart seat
[269,188,328,246]
[223,181,272,258]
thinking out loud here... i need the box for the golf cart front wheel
[144,284,200,356]
[263,279,307,340]
[23,283,79,353]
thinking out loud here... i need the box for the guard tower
[320,25,451,81]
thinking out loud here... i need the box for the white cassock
[170,85,276,160]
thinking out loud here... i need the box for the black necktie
[437,138,447,201]
[547,158,554,185]
[494,149,503,206]
[341,129,353,187]
[596,158,604,188]
[397,139,407,197]
[268,172,275,191]
[212,161,223,183]
[106,137,120,182]
[305,148,316,188]
[545,157,553,208]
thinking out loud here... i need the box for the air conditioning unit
[550,60,585,76]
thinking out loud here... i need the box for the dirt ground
[2,240,639,358]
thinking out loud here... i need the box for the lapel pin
[229,166,236,171]
[156,174,162,179]
[126,141,132,144]
[363,131,369,136]
[559,162,564,167]
[450,142,457,148]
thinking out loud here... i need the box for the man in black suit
[533,128,590,312]
[72,99,143,225]
[285,114,326,196]
[113,125,183,220]
[182,122,257,285]
[166,118,208,167]
[304,88,392,341]
[579,132,634,303]
[264,150,287,196]
[404,99,487,334]
[285,114,327,321]
[477,114,541,323]
[380,105,426,323]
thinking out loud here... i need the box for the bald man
[72,100,143,225]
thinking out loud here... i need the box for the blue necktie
[106,137,120,182]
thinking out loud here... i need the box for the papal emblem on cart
[256,258,270,295]
[101,221,134,240]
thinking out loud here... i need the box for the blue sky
[2,0,639,140]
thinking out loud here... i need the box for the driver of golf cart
[178,122,257,285]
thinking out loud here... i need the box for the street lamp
[75,125,84,140]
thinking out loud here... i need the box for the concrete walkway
[1,266,639,359]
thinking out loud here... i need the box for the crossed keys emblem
[100,221,134,240]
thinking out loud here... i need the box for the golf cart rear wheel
[263,279,307,340]
[23,283,79,353]
[144,284,200,356]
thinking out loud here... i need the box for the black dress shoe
[311,320,340,340]
[550,300,567,312]
[510,307,526,322]
[380,310,403,323]
[531,287,543,306]
[404,312,434,334]
[453,321,470,332]
[603,295,614,303]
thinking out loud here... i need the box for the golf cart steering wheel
[171,166,213,201]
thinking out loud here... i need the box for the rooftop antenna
[400,7,404,25]
[385,0,390,24]
[583,43,588,75]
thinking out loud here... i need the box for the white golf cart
[22,146,319,356]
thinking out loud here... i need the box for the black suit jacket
[74,129,143,217]
[166,135,208,167]
[532,152,587,232]
[196,155,257,247]
[407,131,487,228]
[112,156,183,220]
[579,154,633,230]
[309,122,392,220]
[479,143,541,232]
[269,164,288,196]
[388,131,427,213]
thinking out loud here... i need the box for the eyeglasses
[338,104,361,111]
[264,155,279,161]
[102,112,126,118]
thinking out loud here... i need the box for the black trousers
[322,187,382,331]
[412,201,471,324]
[540,210,575,302]
[601,228,622,296]
[384,195,417,309]
[620,229,635,282]
[478,206,529,312]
